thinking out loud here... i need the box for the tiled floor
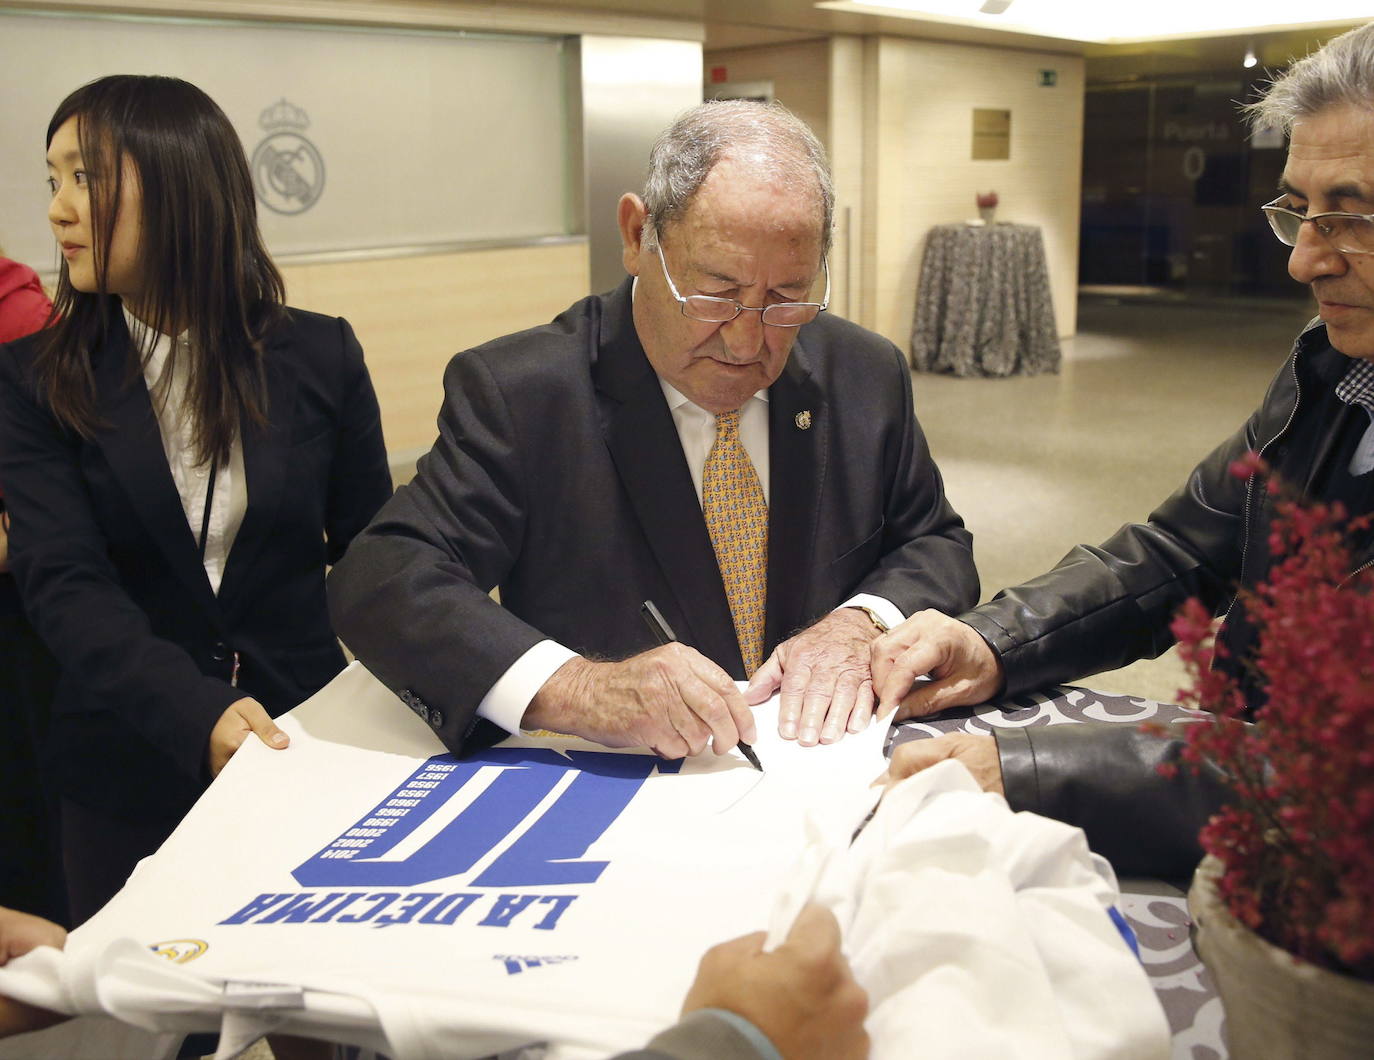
[912,292,1315,703]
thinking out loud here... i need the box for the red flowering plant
[975,190,999,209]
[1165,451,1374,981]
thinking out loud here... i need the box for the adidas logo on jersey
[495,954,579,975]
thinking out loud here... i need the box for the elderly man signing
[329,101,976,759]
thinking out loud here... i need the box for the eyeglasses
[1260,196,1374,255]
[656,246,829,327]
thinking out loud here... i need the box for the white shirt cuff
[475,639,579,734]
[839,593,905,631]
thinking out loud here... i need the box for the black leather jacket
[961,322,1373,878]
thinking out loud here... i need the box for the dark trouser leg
[60,798,177,927]
[0,573,66,924]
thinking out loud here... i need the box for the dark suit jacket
[328,281,977,750]
[0,308,392,822]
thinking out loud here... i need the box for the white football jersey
[0,663,1167,1060]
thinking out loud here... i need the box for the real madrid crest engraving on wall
[251,99,325,215]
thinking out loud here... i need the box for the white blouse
[128,308,246,595]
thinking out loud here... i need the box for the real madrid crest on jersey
[251,98,325,215]
[148,938,208,964]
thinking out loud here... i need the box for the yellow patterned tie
[702,409,768,675]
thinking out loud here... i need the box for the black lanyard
[197,461,219,563]
[197,460,239,687]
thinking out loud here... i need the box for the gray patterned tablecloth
[911,222,1062,376]
[889,685,1226,1060]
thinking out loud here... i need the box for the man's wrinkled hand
[206,696,289,778]
[523,644,756,759]
[681,903,869,1060]
[745,607,880,746]
[880,732,1004,795]
[870,609,1005,720]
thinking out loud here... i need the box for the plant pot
[978,206,996,223]
[1189,854,1374,1059]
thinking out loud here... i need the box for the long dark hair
[38,74,284,465]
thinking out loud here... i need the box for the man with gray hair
[868,21,1374,878]
[329,101,976,759]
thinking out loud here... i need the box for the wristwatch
[849,605,889,634]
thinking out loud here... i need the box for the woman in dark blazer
[0,75,393,924]
[0,251,64,925]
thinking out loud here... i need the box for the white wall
[0,11,572,268]
[703,33,1084,353]
[865,36,1085,348]
[702,39,831,146]
[281,241,589,454]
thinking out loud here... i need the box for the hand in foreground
[870,609,1005,720]
[0,906,67,1038]
[681,903,869,1060]
[882,733,1004,796]
[745,608,881,746]
[206,696,289,778]
[523,644,756,759]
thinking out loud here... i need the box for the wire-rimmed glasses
[656,246,830,326]
[1261,196,1374,255]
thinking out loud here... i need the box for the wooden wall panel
[281,242,591,456]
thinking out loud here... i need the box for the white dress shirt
[130,307,246,595]
[475,376,904,734]
[661,380,772,505]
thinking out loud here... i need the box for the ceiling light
[813,1,1374,44]
[1243,41,1259,68]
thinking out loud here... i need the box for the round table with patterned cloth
[911,222,1062,377]
[889,685,1227,1059]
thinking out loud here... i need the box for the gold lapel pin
[795,410,813,431]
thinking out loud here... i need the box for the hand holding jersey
[205,696,291,778]
[0,908,65,1039]
[679,903,869,1060]
[883,733,1004,797]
